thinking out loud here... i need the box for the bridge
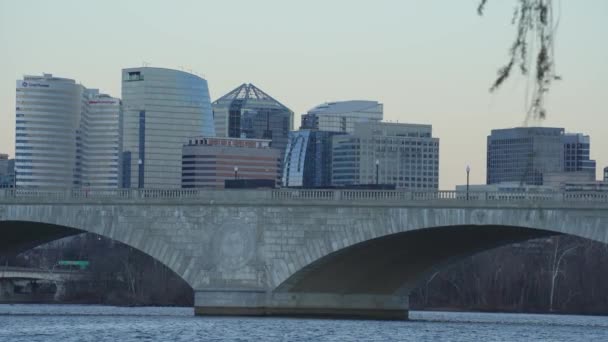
[0,266,90,302]
[0,266,90,282]
[1,188,607,319]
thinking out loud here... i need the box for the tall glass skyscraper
[212,83,293,154]
[300,100,383,133]
[486,127,596,185]
[121,67,214,188]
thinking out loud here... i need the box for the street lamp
[375,159,380,186]
[234,166,238,180]
[466,165,471,200]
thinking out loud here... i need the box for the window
[127,71,143,81]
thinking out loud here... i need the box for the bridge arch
[0,217,195,290]
[272,206,608,297]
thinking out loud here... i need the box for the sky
[0,0,606,189]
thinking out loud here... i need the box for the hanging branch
[478,0,560,120]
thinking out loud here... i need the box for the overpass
[1,188,607,319]
[0,266,91,302]
[0,266,90,282]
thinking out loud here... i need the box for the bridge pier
[0,279,14,300]
[194,290,409,320]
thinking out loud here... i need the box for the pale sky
[0,0,606,189]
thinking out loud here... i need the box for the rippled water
[0,305,607,341]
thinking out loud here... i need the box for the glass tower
[121,67,214,189]
[282,130,344,188]
[300,100,382,133]
[212,83,293,181]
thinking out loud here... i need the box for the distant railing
[1,188,607,204]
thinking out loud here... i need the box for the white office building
[121,67,214,188]
[332,122,439,189]
[15,74,122,189]
[300,100,383,133]
[15,74,85,188]
[79,92,122,189]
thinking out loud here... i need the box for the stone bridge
[1,188,607,320]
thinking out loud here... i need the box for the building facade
[181,137,281,189]
[15,74,84,188]
[0,154,8,177]
[121,67,214,189]
[282,130,344,188]
[212,83,293,159]
[15,74,121,189]
[487,127,596,186]
[332,122,439,189]
[79,92,122,189]
[300,100,383,133]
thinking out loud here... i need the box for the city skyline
[1,1,606,189]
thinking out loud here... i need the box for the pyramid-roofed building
[212,83,294,183]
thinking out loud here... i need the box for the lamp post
[466,165,470,200]
[375,159,380,186]
[234,166,238,180]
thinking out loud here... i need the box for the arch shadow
[0,220,193,293]
[276,225,566,295]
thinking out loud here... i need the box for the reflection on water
[0,305,607,342]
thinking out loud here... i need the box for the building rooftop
[213,83,291,111]
[307,100,381,115]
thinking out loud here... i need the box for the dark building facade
[487,127,596,185]
[282,130,344,188]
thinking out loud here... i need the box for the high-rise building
[282,130,344,188]
[300,100,383,133]
[15,74,121,189]
[604,167,608,182]
[79,92,122,189]
[212,83,293,156]
[16,74,85,188]
[121,67,214,188]
[332,122,439,189]
[0,154,15,188]
[181,136,281,188]
[486,127,596,185]
[0,154,8,176]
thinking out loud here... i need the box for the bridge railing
[1,188,608,204]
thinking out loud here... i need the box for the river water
[0,305,607,341]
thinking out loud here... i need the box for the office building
[282,130,344,188]
[487,127,596,186]
[15,74,85,188]
[212,83,293,158]
[0,154,14,188]
[0,154,8,176]
[181,137,281,189]
[300,100,383,133]
[15,74,121,189]
[79,92,122,189]
[121,67,214,188]
[332,122,439,189]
